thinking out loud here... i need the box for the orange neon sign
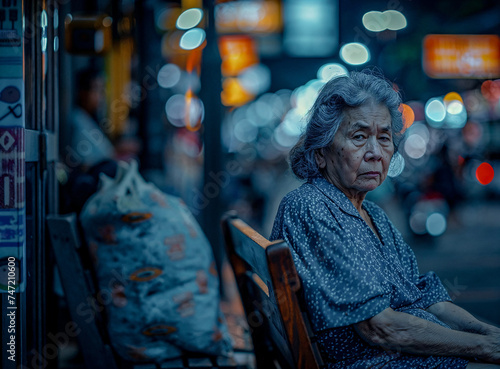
[423,35,500,79]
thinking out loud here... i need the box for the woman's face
[316,101,394,199]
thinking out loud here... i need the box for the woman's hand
[426,301,500,336]
[425,301,500,363]
[482,331,500,363]
[354,307,500,363]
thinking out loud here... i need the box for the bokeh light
[281,108,306,137]
[317,63,348,81]
[238,64,271,95]
[293,79,324,116]
[362,10,406,32]
[443,92,464,104]
[340,43,370,65]
[165,94,188,127]
[409,122,430,143]
[425,98,446,127]
[221,77,254,107]
[409,211,427,235]
[165,94,204,129]
[234,119,258,143]
[362,11,386,32]
[283,0,338,57]
[184,91,204,131]
[399,103,415,133]
[179,28,206,50]
[446,100,464,115]
[385,10,407,31]
[274,121,301,148]
[157,64,182,89]
[445,101,467,129]
[481,80,500,102]
[176,8,203,30]
[171,71,201,95]
[404,134,427,159]
[476,162,494,185]
[443,92,466,128]
[426,212,447,236]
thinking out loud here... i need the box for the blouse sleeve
[416,271,452,308]
[270,191,391,330]
[386,215,452,309]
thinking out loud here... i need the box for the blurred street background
[58,0,500,328]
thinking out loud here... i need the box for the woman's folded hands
[354,306,500,364]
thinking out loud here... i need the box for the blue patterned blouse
[270,176,468,368]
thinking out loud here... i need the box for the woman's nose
[365,138,382,161]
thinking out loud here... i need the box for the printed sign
[0,209,24,247]
[0,0,23,79]
[0,79,23,127]
[0,208,24,292]
[0,0,24,296]
[0,127,24,209]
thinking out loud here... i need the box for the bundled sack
[80,160,233,362]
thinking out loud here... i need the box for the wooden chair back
[222,212,324,369]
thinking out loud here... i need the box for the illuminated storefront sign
[423,34,500,78]
[215,1,282,34]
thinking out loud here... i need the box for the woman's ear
[315,148,327,169]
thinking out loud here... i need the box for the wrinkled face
[316,101,394,198]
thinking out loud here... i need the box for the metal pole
[200,1,224,278]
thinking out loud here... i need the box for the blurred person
[61,68,139,213]
[70,68,114,169]
[426,143,464,222]
[270,71,500,368]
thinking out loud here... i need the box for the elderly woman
[270,71,500,368]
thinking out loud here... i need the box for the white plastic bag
[80,161,232,362]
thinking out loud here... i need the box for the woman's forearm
[426,301,500,335]
[354,307,500,363]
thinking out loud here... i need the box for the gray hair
[289,70,403,180]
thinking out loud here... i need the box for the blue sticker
[0,209,24,247]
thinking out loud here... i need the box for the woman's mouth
[361,171,380,178]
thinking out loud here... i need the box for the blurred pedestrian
[61,67,140,214]
[70,67,114,169]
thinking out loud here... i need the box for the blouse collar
[308,176,363,219]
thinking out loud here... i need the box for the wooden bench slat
[47,214,118,369]
[267,243,323,368]
[229,225,272,289]
[222,212,323,369]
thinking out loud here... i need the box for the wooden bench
[47,213,246,369]
[221,212,324,369]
